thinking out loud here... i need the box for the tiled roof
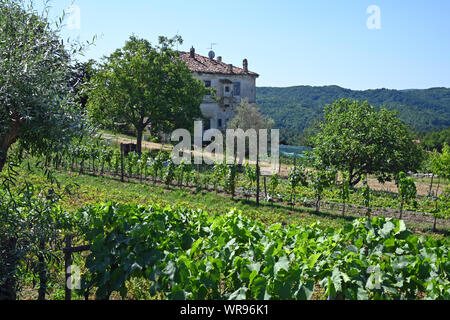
[178,51,259,77]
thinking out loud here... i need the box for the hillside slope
[256,86,450,144]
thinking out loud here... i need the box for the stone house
[179,47,259,131]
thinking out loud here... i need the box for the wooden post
[64,235,73,301]
[264,176,267,201]
[120,144,125,182]
[256,155,260,206]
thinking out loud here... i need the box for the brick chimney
[243,59,248,72]
[190,46,195,58]
[228,64,233,73]
[217,56,222,63]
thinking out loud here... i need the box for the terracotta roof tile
[178,51,259,77]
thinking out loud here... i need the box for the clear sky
[42,0,450,90]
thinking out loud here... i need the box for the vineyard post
[256,155,260,206]
[264,176,267,200]
[63,236,91,301]
[120,144,124,182]
[64,235,73,301]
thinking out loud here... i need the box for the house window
[225,86,230,93]
[204,80,211,96]
[218,119,223,128]
[233,82,241,96]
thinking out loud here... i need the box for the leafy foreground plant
[76,203,450,300]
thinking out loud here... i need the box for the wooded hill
[256,86,450,145]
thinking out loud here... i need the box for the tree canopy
[0,0,87,172]
[87,35,206,153]
[311,99,425,186]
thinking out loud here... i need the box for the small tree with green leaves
[429,144,450,231]
[398,172,417,219]
[225,164,238,199]
[288,166,308,206]
[309,169,336,213]
[243,164,258,199]
[268,173,280,201]
[212,163,228,193]
[164,160,176,186]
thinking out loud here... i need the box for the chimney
[190,46,195,58]
[243,59,248,72]
[217,56,222,63]
[228,64,233,73]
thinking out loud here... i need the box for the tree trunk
[0,149,6,173]
[0,237,18,300]
[342,202,346,217]
[38,241,47,301]
[136,128,143,155]
[0,121,23,173]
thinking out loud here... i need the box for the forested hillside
[256,86,450,145]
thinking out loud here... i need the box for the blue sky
[43,0,450,90]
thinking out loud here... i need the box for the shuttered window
[233,82,241,96]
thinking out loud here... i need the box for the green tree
[311,99,424,186]
[227,98,274,132]
[87,35,206,154]
[0,0,88,172]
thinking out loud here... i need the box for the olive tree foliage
[227,98,274,132]
[87,35,207,154]
[311,99,424,187]
[0,0,89,172]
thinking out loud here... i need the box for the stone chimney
[243,59,248,72]
[228,64,233,73]
[217,56,222,63]
[190,46,195,58]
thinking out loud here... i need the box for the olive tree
[0,0,88,172]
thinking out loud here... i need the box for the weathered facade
[179,47,259,130]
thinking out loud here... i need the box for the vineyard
[75,203,449,300]
[30,134,450,232]
[1,135,448,300]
